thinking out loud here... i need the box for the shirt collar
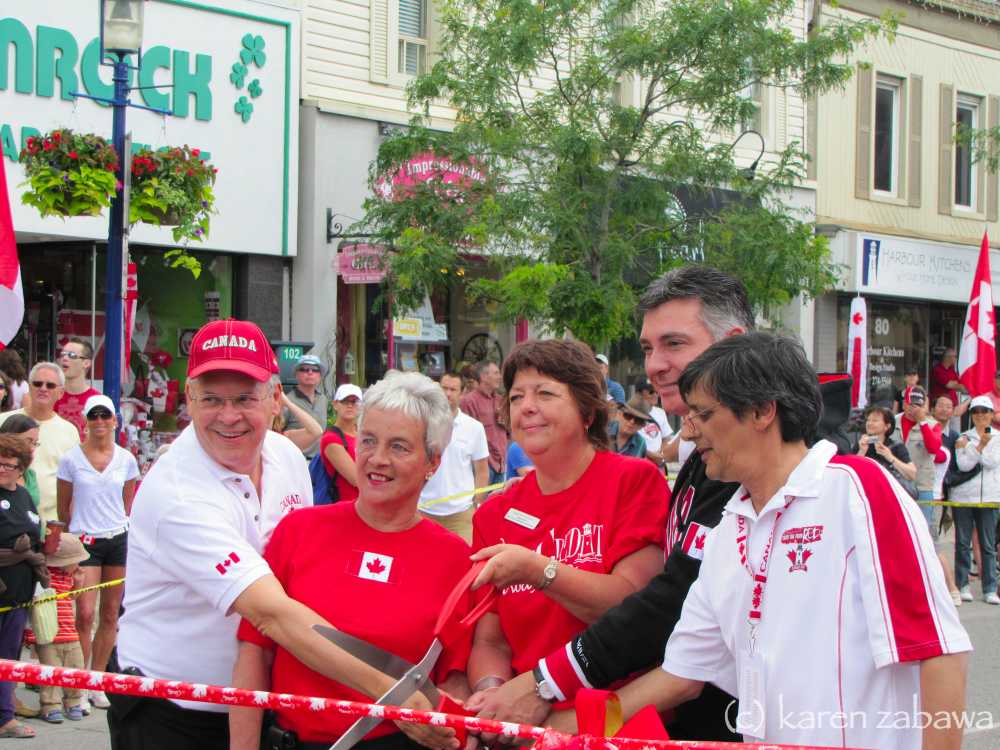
[176,424,259,485]
[725,439,838,520]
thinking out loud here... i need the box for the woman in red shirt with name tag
[232,371,472,750]
[467,340,669,715]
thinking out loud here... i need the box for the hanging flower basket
[18,129,119,219]
[129,145,218,245]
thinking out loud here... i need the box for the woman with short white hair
[231,371,472,750]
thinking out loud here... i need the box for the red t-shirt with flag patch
[237,501,473,743]
[471,450,669,676]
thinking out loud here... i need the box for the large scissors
[314,560,497,750]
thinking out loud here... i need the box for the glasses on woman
[970,408,992,416]
[298,366,322,374]
[621,413,645,425]
[87,409,115,421]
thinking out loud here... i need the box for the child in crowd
[25,534,90,723]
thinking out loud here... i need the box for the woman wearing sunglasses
[610,395,656,459]
[56,395,140,711]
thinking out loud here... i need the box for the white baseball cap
[969,395,995,412]
[83,394,116,417]
[333,384,364,402]
[595,354,609,366]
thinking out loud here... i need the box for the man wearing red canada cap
[110,320,433,749]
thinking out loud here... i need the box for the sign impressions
[337,244,387,284]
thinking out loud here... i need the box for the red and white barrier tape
[0,659,857,750]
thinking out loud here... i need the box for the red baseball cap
[186,319,279,382]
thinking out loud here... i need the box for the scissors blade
[313,625,416,680]
[329,641,444,750]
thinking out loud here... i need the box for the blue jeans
[917,490,938,539]
[0,608,27,725]
[954,506,998,596]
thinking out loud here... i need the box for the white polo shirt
[419,411,489,516]
[663,440,970,750]
[117,426,312,711]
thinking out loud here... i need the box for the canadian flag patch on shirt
[215,552,241,575]
[680,522,709,560]
[350,551,396,583]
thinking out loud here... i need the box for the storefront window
[836,296,929,405]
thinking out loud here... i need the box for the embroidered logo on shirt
[280,493,304,513]
[215,552,241,575]
[781,525,823,573]
[680,522,709,560]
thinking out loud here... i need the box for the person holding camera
[855,406,916,488]
[950,395,1000,605]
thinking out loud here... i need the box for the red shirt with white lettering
[471,450,669,675]
[55,387,101,440]
[237,502,473,743]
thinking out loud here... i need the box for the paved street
[12,531,1000,749]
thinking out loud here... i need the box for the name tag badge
[504,508,540,530]
[737,650,767,739]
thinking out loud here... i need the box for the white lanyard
[735,496,795,654]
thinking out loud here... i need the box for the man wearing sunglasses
[0,363,79,524]
[282,354,329,459]
[54,338,101,441]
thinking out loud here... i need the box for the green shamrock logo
[235,96,254,123]
[240,34,266,67]
[248,79,263,98]
[230,62,247,88]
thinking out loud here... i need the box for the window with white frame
[954,94,979,209]
[397,0,427,76]
[873,76,901,194]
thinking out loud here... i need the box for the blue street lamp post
[71,0,170,416]
[104,54,129,414]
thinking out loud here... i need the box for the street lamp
[102,0,145,53]
[71,1,169,417]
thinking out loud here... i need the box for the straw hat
[47,534,90,567]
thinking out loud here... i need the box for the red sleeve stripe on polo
[539,643,592,703]
[830,455,950,663]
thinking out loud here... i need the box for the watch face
[538,680,557,701]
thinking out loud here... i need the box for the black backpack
[308,426,346,505]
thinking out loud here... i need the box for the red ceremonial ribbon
[0,660,868,750]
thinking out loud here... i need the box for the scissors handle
[433,560,498,648]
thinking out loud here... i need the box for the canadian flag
[846,296,868,409]
[123,261,138,382]
[0,155,23,350]
[354,551,395,583]
[680,522,709,561]
[958,231,997,397]
[215,552,241,575]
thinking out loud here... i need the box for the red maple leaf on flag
[694,532,706,550]
[367,557,386,575]
[852,312,863,325]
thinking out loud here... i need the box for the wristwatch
[532,666,557,702]
[537,556,558,590]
